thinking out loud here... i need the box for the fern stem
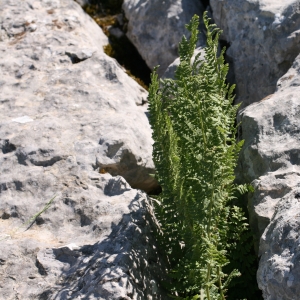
[206,262,211,300]
[208,159,215,239]
[197,96,207,147]
[217,266,225,300]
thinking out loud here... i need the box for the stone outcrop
[122,0,205,76]
[0,0,157,193]
[239,53,300,299]
[0,0,166,299]
[210,0,300,107]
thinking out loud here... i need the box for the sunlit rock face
[0,0,167,299]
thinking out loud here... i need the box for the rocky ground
[1,0,300,299]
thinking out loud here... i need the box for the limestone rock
[257,190,300,300]
[0,173,168,299]
[0,0,167,299]
[239,53,300,298]
[122,0,205,76]
[210,0,300,107]
[0,0,157,193]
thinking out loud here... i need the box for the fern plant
[148,12,251,299]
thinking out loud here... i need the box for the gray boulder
[239,53,300,299]
[0,0,167,299]
[210,0,300,107]
[122,0,205,76]
[0,0,157,193]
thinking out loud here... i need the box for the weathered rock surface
[0,174,167,299]
[0,0,157,193]
[239,53,300,299]
[123,0,205,77]
[0,0,166,299]
[211,0,300,107]
[257,190,300,300]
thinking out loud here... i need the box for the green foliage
[148,12,258,299]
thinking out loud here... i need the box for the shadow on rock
[38,194,169,300]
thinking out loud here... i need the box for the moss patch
[83,2,151,90]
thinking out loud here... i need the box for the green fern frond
[148,11,258,300]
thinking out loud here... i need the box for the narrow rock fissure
[219,39,236,87]
[35,259,47,276]
[31,156,66,167]
[211,6,262,300]
[83,1,151,89]
[200,0,210,8]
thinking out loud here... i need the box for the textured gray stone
[0,0,167,299]
[210,0,300,107]
[0,0,157,193]
[0,174,168,299]
[239,53,300,299]
[123,0,205,76]
[257,190,300,300]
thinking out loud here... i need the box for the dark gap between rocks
[200,0,210,8]
[38,290,53,300]
[219,39,236,87]
[219,39,263,300]
[31,156,65,167]
[83,1,151,90]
